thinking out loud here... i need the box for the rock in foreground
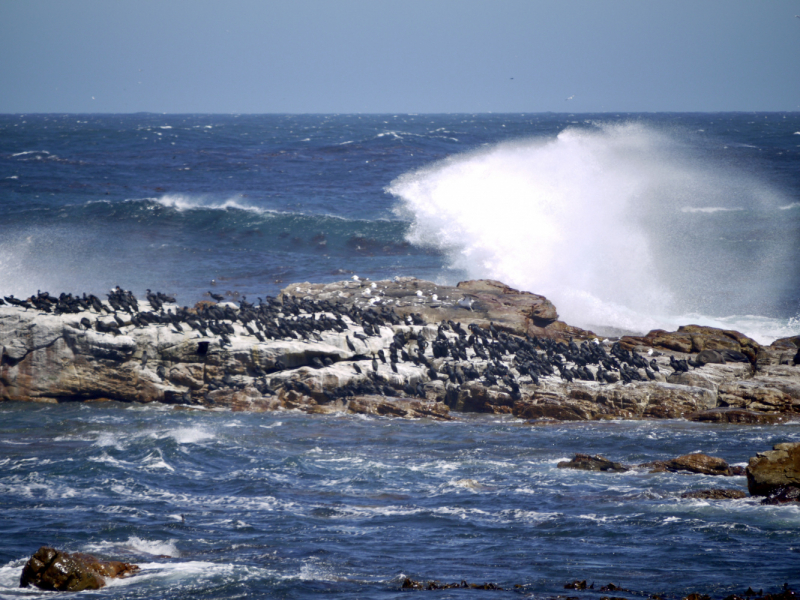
[19,546,139,591]
[746,442,800,497]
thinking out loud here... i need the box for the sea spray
[389,122,797,339]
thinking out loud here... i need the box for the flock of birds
[0,285,715,404]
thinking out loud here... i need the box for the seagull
[566,95,575,101]
[351,275,359,281]
[457,296,475,311]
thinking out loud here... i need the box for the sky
[1,0,799,114]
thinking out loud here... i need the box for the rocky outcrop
[2,277,799,423]
[557,453,629,472]
[644,453,743,476]
[746,442,800,497]
[19,546,139,591]
[282,277,585,340]
[558,453,742,476]
[686,408,787,425]
[619,325,759,363]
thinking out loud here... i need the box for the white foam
[147,194,273,215]
[389,122,795,342]
[663,313,800,346]
[779,202,800,210]
[11,150,49,157]
[141,450,175,471]
[84,536,180,558]
[0,558,28,591]
[162,426,215,445]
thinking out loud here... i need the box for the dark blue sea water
[1,403,799,599]
[1,113,799,341]
[1,114,800,598]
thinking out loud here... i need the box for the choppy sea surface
[1,113,798,342]
[1,114,800,597]
[1,403,799,599]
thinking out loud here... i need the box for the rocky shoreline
[1,277,799,423]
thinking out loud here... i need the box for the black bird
[346,336,356,352]
[353,363,362,374]
[209,291,224,302]
[378,349,386,363]
[372,354,379,372]
[141,351,148,367]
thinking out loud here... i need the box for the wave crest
[388,122,794,337]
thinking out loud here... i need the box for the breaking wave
[389,122,798,341]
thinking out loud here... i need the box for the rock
[746,442,800,496]
[565,580,589,590]
[718,381,792,413]
[680,489,747,499]
[686,408,785,425]
[760,485,800,505]
[19,546,139,591]
[400,577,504,591]
[695,349,726,365]
[557,453,629,472]
[643,453,740,476]
[620,325,759,362]
[667,371,717,392]
[2,278,799,423]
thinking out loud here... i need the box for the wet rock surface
[680,489,747,500]
[644,453,744,476]
[557,454,629,472]
[19,546,139,591]
[746,442,800,497]
[2,278,799,422]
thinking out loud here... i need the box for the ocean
[1,113,799,598]
[1,113,798,342]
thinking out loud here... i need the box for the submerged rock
[557,453,629,472]
[680,489,747,500]
[19,546,139,591]
[401,577,504,591]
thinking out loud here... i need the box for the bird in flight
[565,95,575,101]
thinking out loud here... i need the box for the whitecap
[145,193,274,215]
[779,202,800,210]
[84,536,180,558]
[11,150,49,157]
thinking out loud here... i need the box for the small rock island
[1,277,799,422]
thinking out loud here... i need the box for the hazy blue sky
[2,0,799,113]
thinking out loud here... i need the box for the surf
[388,122,799,343]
